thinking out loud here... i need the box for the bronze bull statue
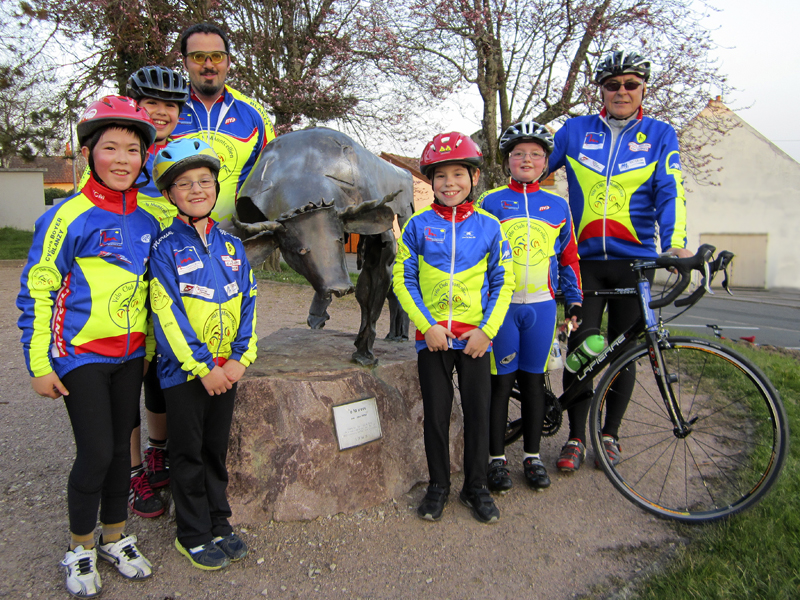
[234,127,414,366]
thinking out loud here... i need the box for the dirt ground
[0,260,686,600]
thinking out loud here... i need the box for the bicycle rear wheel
[590,337,789,523]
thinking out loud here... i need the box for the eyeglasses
[602,80,643,92]
[186,51,229,65]
[509,151,546,161]
[171,177,216,191]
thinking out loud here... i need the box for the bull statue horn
[232,216,285,236]
[337,190,401,219]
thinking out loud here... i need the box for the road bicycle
[504,245,789,523]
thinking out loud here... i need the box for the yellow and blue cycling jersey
[172,86,276,226]
[17,175,160,378]
[550,107,687,261]
[478,179,582,306]
[148,217,258,388]
[393,200,515,353]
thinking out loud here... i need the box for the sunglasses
[602,80,643,92]
[186,51,229,65]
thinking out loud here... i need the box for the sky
[441,0,800,164]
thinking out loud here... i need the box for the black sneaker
[129,470,165,518]
[459,486,500,524]
[213,533,248,561]
[487,459,513,493]
[416,484,449,521]
[523,457,551,489]
[144,446,169,488]
[174,539,230,571]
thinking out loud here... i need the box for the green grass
[0,227,33,260]
[626,337,800,599]
[254,261,360,287]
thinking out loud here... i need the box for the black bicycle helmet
[594,50,651,84]
[498,120,554,156]
[126,66,190,107]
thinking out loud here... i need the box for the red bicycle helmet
[419,132,483,179]
[77,95,157,148]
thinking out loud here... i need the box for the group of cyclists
[15,19,689,595]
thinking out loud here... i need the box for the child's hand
[424,324,455,352]
[31,372,69,399]
[565,303,582,331]
[459,328,491,358]
[201,366,233,396]
[222,359,246,384]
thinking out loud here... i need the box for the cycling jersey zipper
[523,182,531,302]
[447,206,457,349]
[195,226,225,361]
[602,117,638,260]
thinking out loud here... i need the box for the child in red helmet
[393,132,514,524]
[17,95,160,597]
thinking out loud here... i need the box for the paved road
[661,288,800,349]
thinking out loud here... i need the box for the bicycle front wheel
[590,337,789,523]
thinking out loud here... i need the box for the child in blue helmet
[149,138,258,570]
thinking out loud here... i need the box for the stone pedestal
[227,328,464,522]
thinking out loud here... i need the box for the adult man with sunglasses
[172,23,276,232]
[549,50,691,472]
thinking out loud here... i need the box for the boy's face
[507,141,547,183]
[163,166,217,219]
[138,98,182,144]
[432,163,479,207]
[81,128,143,192]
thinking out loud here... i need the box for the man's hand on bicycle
[565,303,582,331]
[666,246,694,259]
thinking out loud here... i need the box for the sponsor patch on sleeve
[500,239,512,263]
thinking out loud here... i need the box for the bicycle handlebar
[646,244,733,309]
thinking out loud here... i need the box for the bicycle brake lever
[722,267,733,296]
[703,261,714,295]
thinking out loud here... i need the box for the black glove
[566,304,583,325]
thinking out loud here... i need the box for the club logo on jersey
[588,181,628,217]
[618,157,646,172]
[636,132,647,144]
[501,200,519,210]
[99,229,123,247]
[582,132,605,150]
[150,280,171,311]
[180,282,214,299]
[174,246,203,275]
[424,226,446,242]
[225,241,236,255]
[108,281,144,329]
[462,230,476,240]
[141,234,151,243]
[203,307,238,353]
[505,221,549,266]
[499,352,517,365]
[28,265,61,291]
[628,142,651,152]
[225,117,237,125]
[222,255,241,271]
[214,137,238,183]
[539,206,550,211]
[431,278,472,316]
[578,153,605,174]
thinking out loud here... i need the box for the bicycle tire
[590,336,789,523]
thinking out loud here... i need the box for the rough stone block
[228,328,464,522]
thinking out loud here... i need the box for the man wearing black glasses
[172,23,276,232]
[549,50,691,473]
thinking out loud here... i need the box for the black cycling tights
[489,371,545,456]
[562,260,652,442]
[62,359,143,535]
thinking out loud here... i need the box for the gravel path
[0,261,683,600]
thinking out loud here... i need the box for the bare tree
[360,0,731,187]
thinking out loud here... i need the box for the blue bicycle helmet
[153,139,220,192]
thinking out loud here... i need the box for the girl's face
[432,163,480,207]
[163,166,217,218]
[507,141,547,183]
[139,98,182,144]
[82,128,143,191]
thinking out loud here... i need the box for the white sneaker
[97,533,153,579]
[60,546,102,598]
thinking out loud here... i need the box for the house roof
[380,152,429,183]
[5,155,87,185]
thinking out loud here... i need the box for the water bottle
[565,334,606,373]
[548,339,564,371]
